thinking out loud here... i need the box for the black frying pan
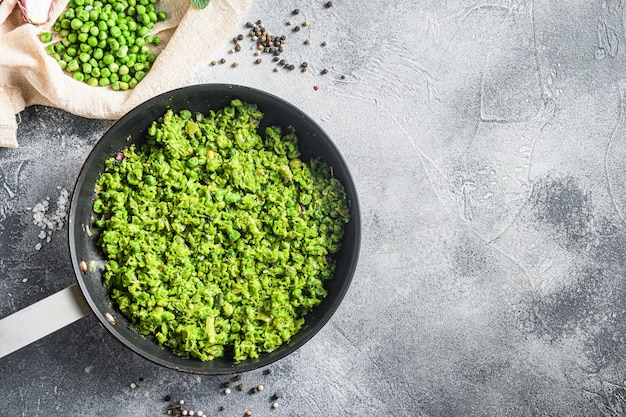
[68,84,361,374]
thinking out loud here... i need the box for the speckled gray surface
[3,0,626,415]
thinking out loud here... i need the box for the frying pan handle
[0,284,92,359]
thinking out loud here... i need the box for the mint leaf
[190,0,210,9]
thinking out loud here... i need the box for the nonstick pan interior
[68,84,361,374]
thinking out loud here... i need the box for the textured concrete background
[3,0,626,415]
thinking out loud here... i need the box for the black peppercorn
[292,8,299,14]
[321,68,328,74]
[326,1,333,7]
[164,395,172,402]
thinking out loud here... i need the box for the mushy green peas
[92,100,350,361]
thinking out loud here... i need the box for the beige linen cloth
[0,0,252,147]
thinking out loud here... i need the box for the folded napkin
[0,0,252,147]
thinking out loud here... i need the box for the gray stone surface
[2,0,626,415]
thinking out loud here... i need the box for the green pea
[116,45,129,58]
[99,77,111,86]
[73,71,85,81]
[157,11,166,21]
[92,48,104,60]
[70,18,83,30]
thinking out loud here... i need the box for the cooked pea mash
[92,100,349,361]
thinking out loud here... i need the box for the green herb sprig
[190,0,210,9]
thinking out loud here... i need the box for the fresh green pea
[70,18,83,30]
[73,71,85,81]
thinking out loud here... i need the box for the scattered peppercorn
[130,382,136,389]
[341,74,346,79]
[222,382,230,388]
[279,59,286,65]
[237,383,245,391]
[255,58,262,64]
[286,20,292,26]
[288,64,296,70]
[321,40,328,46]
[271,392,281,400]
[164,396,172,402]
[263,369,272,375]
[235,45,241,52]
[219,405,226,411]
[234,375,242,381]
[326,1,333,7]
[321,68,328,74]
[273,67,279,72]
[256,19,262,24]
[229,48,235,54]
[245,411,252,417]
[293,25,300,32]
[301,62,308,67]
[304,39,310,44]
[237,33,244,40]
[220,58,226,64]
[292,8,299,14]
[245,21,253,28]
[80,259,87,273]
[232,62,239,67]
[250,387,258,394]
[224,388,232,394]
[257,385,264,391]
[272,402,279,409]
[301,67,307,73]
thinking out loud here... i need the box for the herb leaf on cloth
[191,0,211,9]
